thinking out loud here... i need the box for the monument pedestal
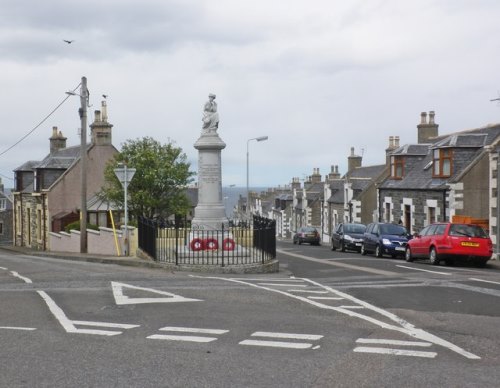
[191,131,228,230]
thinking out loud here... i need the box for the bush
[64,221,100,233]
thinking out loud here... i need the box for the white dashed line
[240,340,313,349]
[251,332,323,341]
[0,326,36,331]
[356,338,432,347]
[10,271,32,283]
[148,334,218,343]
[159,327,229,335]
[307,296,344,300]
[288,289,328,294]
[354,347,437,358]
[469,278,500,286]
[396,265,452,275]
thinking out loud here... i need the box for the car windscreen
[345,224,366,234]
[449,224,488,238]
[379,224,407,236]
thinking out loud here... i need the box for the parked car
[331,223,366,252]
[361,222,410,258]
[293,226,321,245]
[405,222,493,267]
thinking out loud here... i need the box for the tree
[101,137,195,220]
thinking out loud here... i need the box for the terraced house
[379,111,500,239]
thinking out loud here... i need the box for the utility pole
[79,77,88,253]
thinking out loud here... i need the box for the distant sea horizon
[222,186,268,218]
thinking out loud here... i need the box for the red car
[405,223,492,267]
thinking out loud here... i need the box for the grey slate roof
[380,123,500,190]
[347,164,387,179]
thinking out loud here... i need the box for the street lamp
[246,136,268,219]
[66,76,89,253]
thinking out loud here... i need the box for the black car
[293,226,321,245]
[331,223,366,252]
[361,222,410,258]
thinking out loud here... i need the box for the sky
[1,0,500,190]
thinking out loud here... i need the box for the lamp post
[246,136,268,219]
[66,76,89,253]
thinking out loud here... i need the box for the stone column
[191,131,228,230]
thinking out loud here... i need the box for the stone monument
[191,94,228,230]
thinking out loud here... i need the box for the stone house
[13,101,119,250]
[290,168,324,233]
[323,148,387,241]
[378,111,500,237]
[0,178,13,245]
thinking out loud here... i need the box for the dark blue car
[361,222,410,258]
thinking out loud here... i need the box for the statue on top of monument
[202,93,219,132]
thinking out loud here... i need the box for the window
[0,221,3,235]
[0,198,5,210]
[391,156,405,179]
[385,203,391,222]
[433,148,453,177]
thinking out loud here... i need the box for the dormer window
[433,148,452,177]
[390,156,404,179]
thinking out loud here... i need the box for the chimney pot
[395,136,400,147]
[429,111,435,124]
[350,147,355,156]
[420,112,427,124]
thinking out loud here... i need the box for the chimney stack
[49,126,67,154]
[90,101,113,146]
[417,111,439,144]
[348,147,362,172]
[385,135,399,166]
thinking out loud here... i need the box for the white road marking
[0,266,7,270]
[288,289,329,294]
[339,306,364,309]
[251,331,323,341]
[147,334,218,342]
[239,340,313,349]
[0,326,36,331]
[37,291,139,336]
[193,275,480,359]
[277,249,399,276]
[307,296,344,300]
[356,338,432,347]
[469,278,500,286]
[396,265,452,275]
[10,271,33,283]
[258,283,307,287]
[354,347,437,358]
[147,326,229,342]
[111,281,202,305]
[159,327,229,335]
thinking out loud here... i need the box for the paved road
[1,244,499,387]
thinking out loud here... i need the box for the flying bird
[63,39,74,44]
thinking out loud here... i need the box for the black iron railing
[138,216,276,266]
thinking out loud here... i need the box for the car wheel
[331,240,336,251]
[339,240,345,252]
[375,244,383,258]
[475,259,487,268]
[293,238,297,245]
[405,248,414,262]
[429,247,439,265]
[298,239,302,245]
[361,244,367,255]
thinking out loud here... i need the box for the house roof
[380,123,500,190]
[347,164,386,179]
[36,145,81,169]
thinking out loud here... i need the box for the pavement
[0,245,280,274]
[1,244,499,271]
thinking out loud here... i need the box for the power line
[0,83,81,159]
